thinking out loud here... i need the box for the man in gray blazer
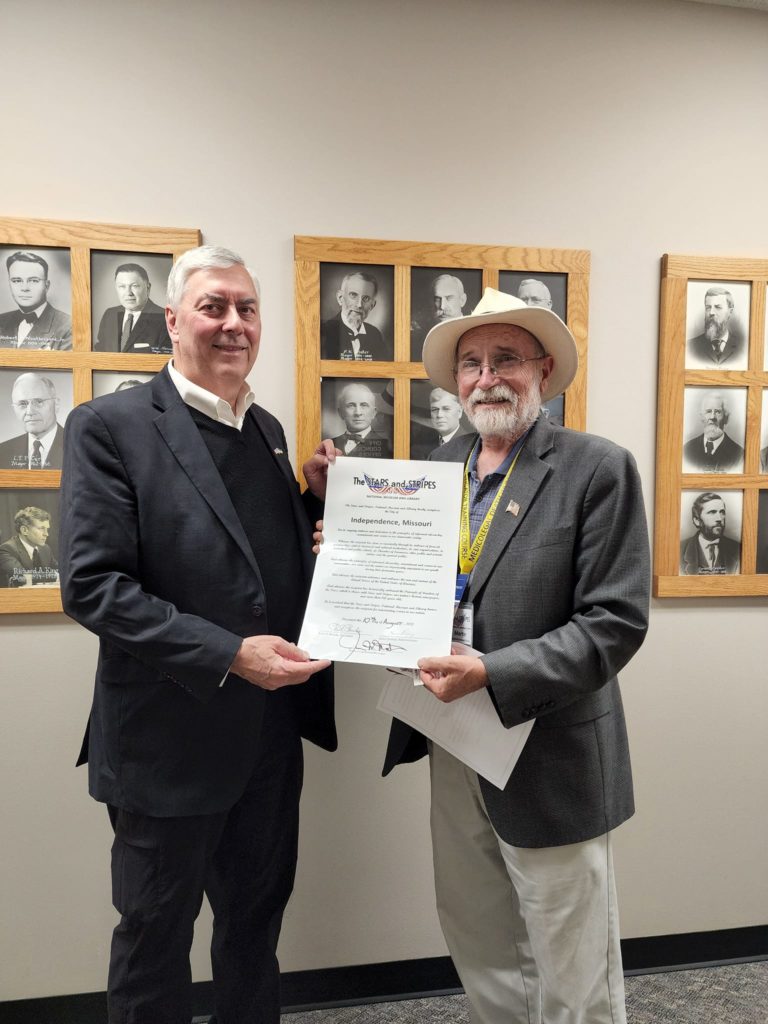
[383,288,650,1024]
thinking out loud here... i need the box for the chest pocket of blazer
[510,521,576,552]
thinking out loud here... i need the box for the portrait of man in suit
[680,491,740,575]
[410,273,470,359]
[410,386,468,459]
[94,262,172,353]
[60,245,336,1022]
[0,250,72,350]
[682,390,744,473]
[383,287,649,1023]
[0,372,65,469]
[320,270,391,361]
[686,285,746,367]
[0,506,58,587]
[331,381,392,458]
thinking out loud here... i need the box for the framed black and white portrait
[91,251,173,355]
[319,263,394,362]
[92,371,155,399]
[409,380,471,459]
[684,280,750,371]
[760,389,768,474]
[0,245,72,351]
[756,490,768,573]
[681,387,746,474]
[0,489,60,588]
[410,267,482,361]
[321,377,393,459]
[679,489,742,576]
[498,271,567,322]
[0,368,73,470]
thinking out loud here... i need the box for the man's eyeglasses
[13,398,54,411]
[455,353,546,381]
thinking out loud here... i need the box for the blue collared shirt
[466,429,531,543]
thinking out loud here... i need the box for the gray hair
[704,286,734,311]
[12,372,57,398]
[166,245,260,310]
[340,271,378,297]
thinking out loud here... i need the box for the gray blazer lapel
[467,419,554,599]
[151,371,261,578]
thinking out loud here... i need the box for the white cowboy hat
[422,287,578,402]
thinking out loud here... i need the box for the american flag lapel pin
[506,500,520,516]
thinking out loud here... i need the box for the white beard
[462,381,542,440]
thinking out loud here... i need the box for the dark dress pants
[107,692,303,1024]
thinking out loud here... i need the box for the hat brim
[422,307,578,403]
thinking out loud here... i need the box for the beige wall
[1,0,767,1001]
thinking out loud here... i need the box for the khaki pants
[429,742,627,1024]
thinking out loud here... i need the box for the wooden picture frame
[294,235,590,478]
[0,216,200,613]
[654,254,768,596]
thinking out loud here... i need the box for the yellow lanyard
[458,443,522,575]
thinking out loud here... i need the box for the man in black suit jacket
[0,371,65,469]
[0,506,58,586]
[320,271,390,360]
[95,262,172,353]
[409,386,467,458]
[680,491,740,574]
[687,286,745,366]
[0,250,72,350]
[331,381,392,458]
[60,246,336,1024]
[682,391,744,472]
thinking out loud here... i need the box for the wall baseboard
[2,925,766,1023]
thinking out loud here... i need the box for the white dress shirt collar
[167,360,255,431]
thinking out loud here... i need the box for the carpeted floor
[278,961,768,1023]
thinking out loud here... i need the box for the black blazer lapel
[150,370,262,578]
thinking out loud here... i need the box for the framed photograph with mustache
[498,271,567,323]
[682,386,746,475]
[410,267,482,361]
[319,262,394,362]
[679,490,742,577]
[296,234,591,486]
[654,254,768,597]
[685,279,750,371]
[0,215,200,614]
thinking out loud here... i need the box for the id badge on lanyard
[453,572,474,646]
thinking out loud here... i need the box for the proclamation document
[298,457,463,668]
